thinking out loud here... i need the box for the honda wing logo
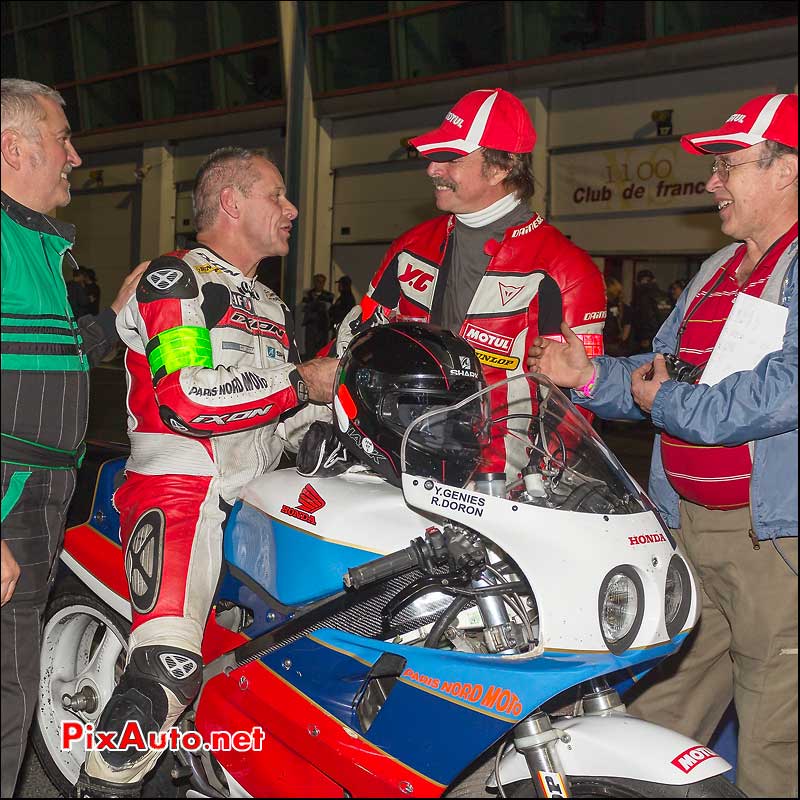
[498,282,524,306]
[280,483,326,525]
[297,484,325,513]
[147,269,183,291]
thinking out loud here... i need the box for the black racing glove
[296,421,351,477]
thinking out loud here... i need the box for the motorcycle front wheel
[446,758,745,798]
[31,575,184,798]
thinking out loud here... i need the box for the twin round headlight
[599,566,644,654]
[599,555,691,654]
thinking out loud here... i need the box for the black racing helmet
[333,322,487,487]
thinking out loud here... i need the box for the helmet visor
[396,394,490,454]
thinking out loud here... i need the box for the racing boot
[73,766,142,798]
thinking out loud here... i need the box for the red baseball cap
[680,93,798,155]
[409,88,536,161]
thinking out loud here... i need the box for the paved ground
[15,365,658,798]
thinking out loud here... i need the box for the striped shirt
[661,222,797,509]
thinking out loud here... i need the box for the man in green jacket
[1,78,145,797]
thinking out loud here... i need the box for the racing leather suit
[337,212,606,477]
[83,246,316,787]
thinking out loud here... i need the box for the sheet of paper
[700,292,788,385]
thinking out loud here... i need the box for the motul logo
[446,111,464,128]
[280,483,325,525]
[726,113,746,124]
[671,746,719,774]
[584,310,607,321]
[463,323,513,355]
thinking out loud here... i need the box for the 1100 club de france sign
[551,142,712,217]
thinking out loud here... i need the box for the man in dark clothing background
[66,266,91,318]
[329,274,356,336]
[631,269,672,353]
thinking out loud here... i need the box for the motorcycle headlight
[664,555,692,639]
[598,566,644,654]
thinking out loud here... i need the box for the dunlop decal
[475,349,520,371]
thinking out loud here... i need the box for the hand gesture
[110,260,150,314]
[527,321,595,388]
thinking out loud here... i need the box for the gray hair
[1,78,65,140]
[192,146,274,232]
[761,140,798,188]
[481,149,536,202]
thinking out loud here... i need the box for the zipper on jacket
[40,233,85,363]
[746,497,760,550]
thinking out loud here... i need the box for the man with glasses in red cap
[528,93,798,797]
[335,88,606,478]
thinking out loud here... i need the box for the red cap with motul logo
[680,93,798,155]
[409,88,536,162]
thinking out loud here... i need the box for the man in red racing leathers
[336,89,606,479]
[77,148,338,797]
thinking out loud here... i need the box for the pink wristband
[576,363,597,397]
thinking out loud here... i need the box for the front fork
[513,712,572,798]
[512,680,625,799]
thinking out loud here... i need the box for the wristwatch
[291,368,309,403]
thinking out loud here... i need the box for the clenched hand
[297,357,340,403]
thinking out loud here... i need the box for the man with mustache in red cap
[335,88,606,477]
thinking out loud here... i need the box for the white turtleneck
[455,192,521,228]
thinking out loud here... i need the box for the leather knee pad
[95,645,202,770]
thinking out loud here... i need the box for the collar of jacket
[0,190,76,243]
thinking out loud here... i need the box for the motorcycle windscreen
[400,373,653,516]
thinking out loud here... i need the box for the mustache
[431,178,457,191]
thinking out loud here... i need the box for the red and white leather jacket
[338,212,606,476]
[117,246,313,503]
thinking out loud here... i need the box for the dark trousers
[1,465,75,797]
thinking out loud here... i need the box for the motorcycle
[34,374,743,797]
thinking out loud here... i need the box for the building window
[147,60,213,120]
[78,3,138,77]
[401,2,505,79]
[16,1,68,27]
[517,1,645,58]
[214,0,280,46]
[215,45,283,107]
[307,2,389,28]
[82,75,142,129]
[19,19,75,85]
[140,1,210,64]
[0,1,283,135]
[313,22,392,93]
[653,0,798,37]
[306,0,796,96]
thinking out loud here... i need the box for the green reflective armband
[147,326,213,380]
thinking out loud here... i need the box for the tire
[31,576,185,798]
[446,758,745,798]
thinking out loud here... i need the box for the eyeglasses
[710,156,772,183]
